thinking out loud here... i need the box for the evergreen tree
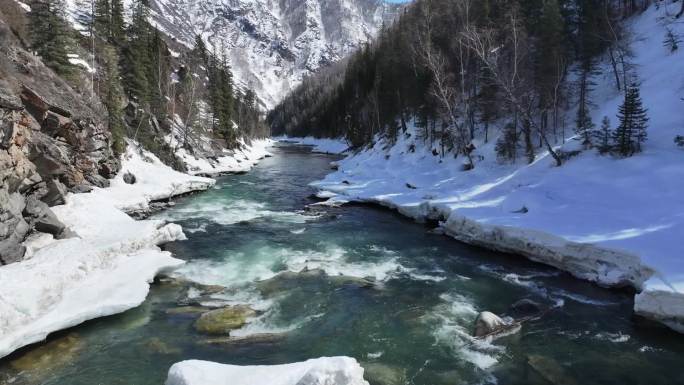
[122,0,151,104]
[29,0,74,76]
[109,0,125,45]
[614,84,648,156]
[100,44,126,154]
[575,80,595,146]
[594,116,612,153]
[663,28,680,53]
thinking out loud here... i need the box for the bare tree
[413,1,474,169]
[462,11,563,166]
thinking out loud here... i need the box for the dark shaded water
[2,143,683,385]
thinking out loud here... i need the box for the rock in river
[194,306,256,335]
[473,311,507,337]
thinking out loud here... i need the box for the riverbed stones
[527,355,579,385]
[9,333,82,373]
[362,363,407,385]
[473,311,507,337]
[194,306,256,335]
[145,337,182,355]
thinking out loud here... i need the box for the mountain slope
[307,3,684,333]
[148,0,400,108]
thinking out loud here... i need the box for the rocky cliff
[0,12,120,264]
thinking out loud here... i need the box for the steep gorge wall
[0,13,120,263]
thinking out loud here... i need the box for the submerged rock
[194,306,256,335]
[145,338,182,355]
[362,362,407,385]
[10,333,82,373]
[166,306,212,315]
[527,355,579,385]
[473,311,507,337]
[510,298,543,316]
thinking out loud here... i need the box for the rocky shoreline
[0,138,273,360]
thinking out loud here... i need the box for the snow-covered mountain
[148,0,400,108]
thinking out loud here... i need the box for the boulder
[194,306,256,335]
[71,184,93,193]
[0,81,22,110]
[473,311,507,337]
[0,120,15,150]
[0,191,29,264]
[43,110,72,137]
[527,355,579,385]
[24,197,64,234]
[86,174,110,188]
[510,298,542,316]
[43,178,68,206]
[123,171,137,185]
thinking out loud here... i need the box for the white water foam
[426,292,504,371]
[160,199,319,226]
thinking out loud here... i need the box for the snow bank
[0,143,214,359]
[166,118,274,176]
[176,138,274,176]
[312,4,684,332]
[165,357,369,385]
[274,136,350,154]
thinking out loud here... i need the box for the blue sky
[385,0,412,3]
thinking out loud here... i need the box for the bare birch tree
[462,11,564,166]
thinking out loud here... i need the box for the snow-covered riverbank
[310,5,684,333]
[0,140,272,359]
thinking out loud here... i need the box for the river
[1,143,683,385]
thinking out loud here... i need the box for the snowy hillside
[147,0,399,108]
[311,4,684,332]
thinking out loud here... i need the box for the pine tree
[575,80,595,147]
[593,116,612,154]
[29,0,74,77]
[663,28,680,53]
[614,84,648,156]
[109,0,125,46]
[122,0,151,104]
[100,44,126,154]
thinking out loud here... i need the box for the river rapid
[1,143,683,385]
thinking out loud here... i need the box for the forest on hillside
[3,0,268,170]
[269,0,681,168]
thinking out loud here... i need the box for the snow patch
[0,142,214,359]
[165,357,369,385]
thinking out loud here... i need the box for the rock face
[146,0,400,108]
[0,17,120,264]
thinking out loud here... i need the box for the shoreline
[310,188,683,334]
[0,139,273,360]
[295,136,684,335]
